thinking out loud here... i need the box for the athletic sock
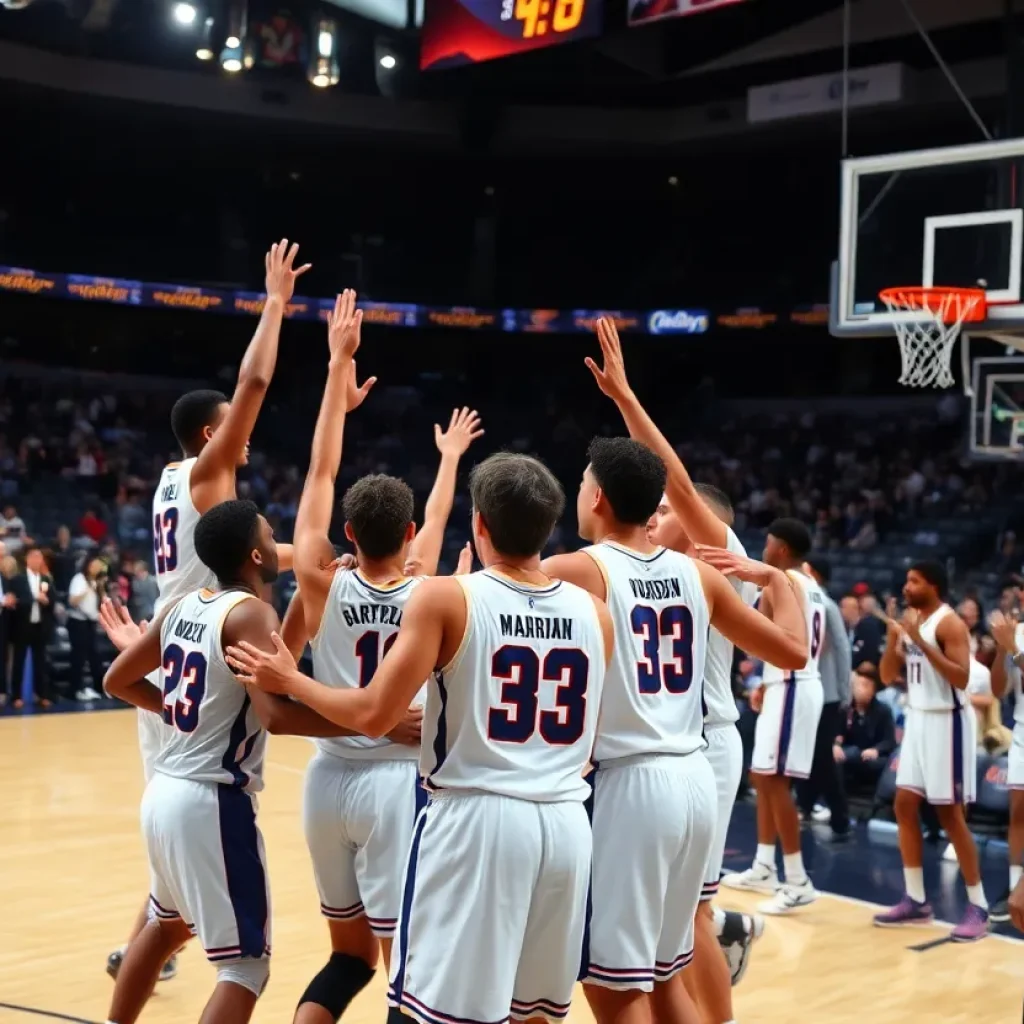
[1010,864,1022,892]
[782,852,807,885]
[712,906,726,937]
[904,866,926,904]
[755,843,775,869]
[966,883,988,910]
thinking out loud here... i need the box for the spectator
[0,503,31,553]
[958,596,990,655]
[9,546,54,708]
[734,657,762,698]
[48,524,77,597]
[129,559,158,623]
[66,557,106,702]
[835,666,896,789]
[0,541,13,704]
[78,506,108,545]
[841,586,886,667]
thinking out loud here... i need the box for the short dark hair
[909,559,948,598]
[804,555,831,584]
[587,436,666,525]
[342,475,415,560]
[194,499,261,582]
[170,389,228,452]
[694,482,733,520]
[854,663,880,689]
[470,452,565,558]
[767,517,812,560]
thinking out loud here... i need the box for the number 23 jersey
[583,542,709,763]
[421,570,606,803]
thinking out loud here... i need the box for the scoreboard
[421,0,602,69]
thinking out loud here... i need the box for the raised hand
[901,608,924,645]
[435,407,484,458]
[454,542,474,576]
[385,705,424,746]
[990,609,1019,652]
[584,316,633,402]
[264,239,311,304]
[694,545,778,588]
[346,359,377,411]
[327,288,363,363]
[98,598,148,652]
[225,632,296,694]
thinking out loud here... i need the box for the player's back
[153,588,266,792]
[583,541,709,762]
[762,570,825,687]
[421,570,606,802]
[310,569,426,759]
[905,604,960,710]
[152,457,216,616]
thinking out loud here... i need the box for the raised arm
[989,611,1021,699]
[294,289,376,638]
[191,240,310,511]
[540,551,607,601]
[404,408,483,577]
[878,599,905,686]
[694,554,807,670]
[585,317,727,547]
[280,587,309,662]
[103,604,176,713]
[226,576,463,737]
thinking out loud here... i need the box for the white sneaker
[76,689,92,702]
[84,687,102,700]
[719,911,765,987]
[758,878,818,915]
[811,804,831,823]
[720,861,779,895]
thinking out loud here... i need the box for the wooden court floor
[2,710,1023,1024]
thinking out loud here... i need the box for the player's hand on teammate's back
[435,407,485,458]
[990,609,1019,651]
[585,316,634,402]
[264,238,311,303]
[385,705,424,746]
[694,545,778,588]
[226,632,296,694]
[98,597,147,652]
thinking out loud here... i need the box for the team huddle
[96,240,970,1024]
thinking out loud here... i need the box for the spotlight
[309,54,339,87]
[172,2,197,26]
[196,15,215,59]
[223,55,243,72]
[308,18,339,87]
[379,53,396,70]
[317,20,336,58]
[224,0,247,49]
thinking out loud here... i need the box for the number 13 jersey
[421,570,606,803]
[582,542,709,763]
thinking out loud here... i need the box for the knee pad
[298,952,375,1021]
[216,957,270,997]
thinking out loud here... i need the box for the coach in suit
[0,540,14,702]
[9,546,55,708]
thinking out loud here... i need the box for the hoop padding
[880,286,987,388]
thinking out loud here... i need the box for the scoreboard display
[420,0,602,69]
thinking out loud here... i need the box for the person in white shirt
[67,558,107,701]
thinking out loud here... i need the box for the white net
[881,288,984,389]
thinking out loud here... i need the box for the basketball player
[227,452,610,1024]
[105,238,308,980]
[989,608,1024,923]
[532,319,805,1024]
[286,289,483,1024]
[101,500,361,1024]
[874,562,988,941]
[715,518,825,914]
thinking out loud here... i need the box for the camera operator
[67,557,107,702]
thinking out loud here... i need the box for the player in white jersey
[646,491,763,1015]
[874,561,988,941]
[988,610,1024,922]
[281,289,483,1024]
[537,318,808,1024]
[104,238,308,980]
[102,500,359,1024]
[228,453,613,1024]
[714,518,824,914]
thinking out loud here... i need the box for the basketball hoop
[879,286,988,388]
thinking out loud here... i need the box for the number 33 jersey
[582,543,709,763]
[421,570,607,803]
[153,589,267,793]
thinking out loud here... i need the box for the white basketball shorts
[388,791,591,1024]
[701,723,743,902]
[303,752,426,937]
[1009,722,1024,789]
[896,706,977,805]
[138,676,166,784]
[142,772,271,963]
[751,678,824,780]
[583,751,716,992]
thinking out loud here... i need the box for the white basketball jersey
[583,542,709,762]
[761,571,825,687]
[152,589,266,792]
[1013,624,1024,726]
[309,570,427,761]
[905,604,961,711]
[704,528,758,726]
[152,457,215,617]
[421,570,606,803]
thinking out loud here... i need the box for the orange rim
[879,286,988,324]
